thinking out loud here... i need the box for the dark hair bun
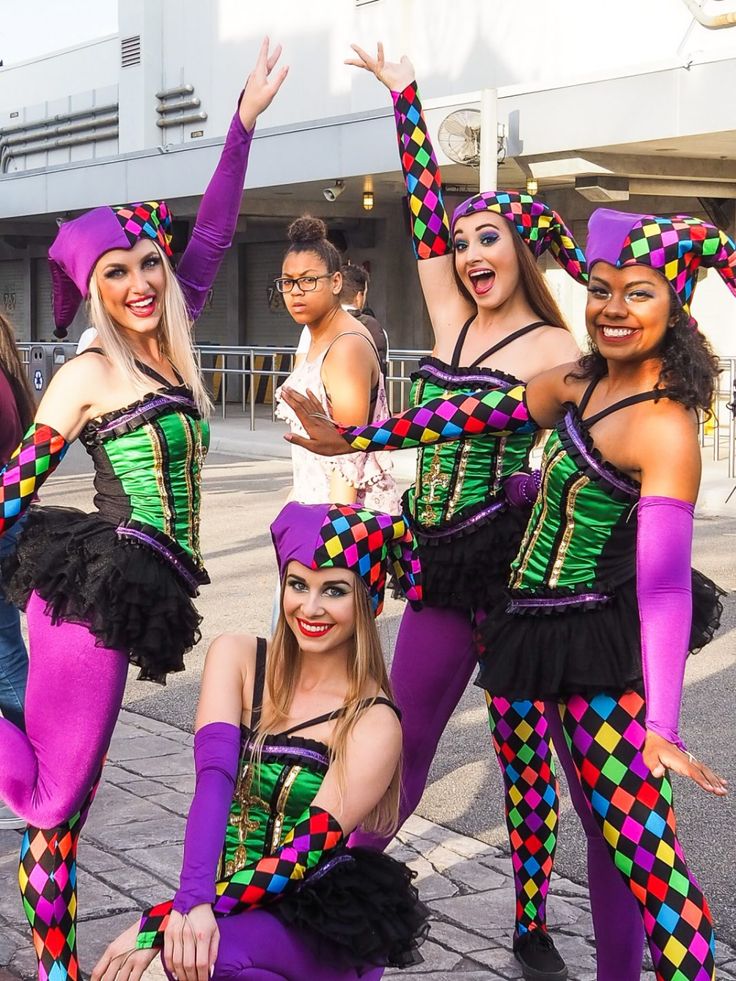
[287,216,327,244]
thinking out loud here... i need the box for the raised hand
[346,42,415,92]
[282,388,350,456]
[239,37,289,131]
[643,731,728,796]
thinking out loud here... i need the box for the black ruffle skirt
[272,846,430,972]
[475,569,725,701]
[412,502,528,611]
[2,506,203,683]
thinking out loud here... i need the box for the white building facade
[2,0,736,353]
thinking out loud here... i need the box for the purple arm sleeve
[172,721,241,914]
[175,109,253,322]
[636,496,694,750]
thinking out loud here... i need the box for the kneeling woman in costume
[0,40,287,981]
[94,501,428,981]
[283,207,731,980]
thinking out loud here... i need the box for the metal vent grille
[121,35,141,68]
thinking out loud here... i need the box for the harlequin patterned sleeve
[136,805,344,949]
[338,384,536,452]
[392,82,451,259]
[0,424,68,536]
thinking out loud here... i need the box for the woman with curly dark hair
[282,206,732,981]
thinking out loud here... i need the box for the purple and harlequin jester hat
[48,201,173,336]
[586,208,736,329]
[451,191,588,285]
[270,501,422,617]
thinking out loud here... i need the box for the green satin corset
[405,359,534,531]
[508,403,639,608]
[222,732,329,875]
[79,387,210,578]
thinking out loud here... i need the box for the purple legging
[160,909,384,981]
[0,591,128,981]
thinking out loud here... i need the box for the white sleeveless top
[276,332,400,512]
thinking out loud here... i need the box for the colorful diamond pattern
[112,200,173,257]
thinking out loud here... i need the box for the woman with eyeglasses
[275,217,399,512]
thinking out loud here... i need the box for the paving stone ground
[1,709,734,981]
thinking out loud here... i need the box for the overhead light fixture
[362,190,374,211]
[575,175,630,202]
[525,177,538,196]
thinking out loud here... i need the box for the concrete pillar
[118,0,163,154]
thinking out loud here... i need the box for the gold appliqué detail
[491,437,507,497]
[224,761,270,875]
[419,448,451,525]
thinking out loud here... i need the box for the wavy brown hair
[251,572,401,836]
[0,313,36,431]
[568,302,720,412]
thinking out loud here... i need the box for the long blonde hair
[253,576,401,836]
[87,242,212,415]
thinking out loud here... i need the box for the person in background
[275,218,399,512]
[0,312,36,830]
[340,263,389,378]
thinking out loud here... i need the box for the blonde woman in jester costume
[284,206,733,981]
[0,40,288,981]
[93,500,428,981]
[338,44,585,979]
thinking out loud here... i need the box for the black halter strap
[451,320,549,369]
[277,696,401,737]
[249,637,267,732]
[579,378,676,428]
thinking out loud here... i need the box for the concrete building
[2,0,736,353]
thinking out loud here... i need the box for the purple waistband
[564,413,637,497]
[420,364,514,390]
[508,592,610,611]
[303,853,354,885]
[245,742,330,767]
[416,499,506,538]
[115,525,201,593]
[99,393,197,434]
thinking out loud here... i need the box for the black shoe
[513,929,568,980]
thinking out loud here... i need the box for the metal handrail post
[221,352,227,420]
[249,349,256,431]
[242,354,247,413]
[728,359,736,479]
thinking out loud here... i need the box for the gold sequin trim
[145,422,173,536]
[491,437,507,497]
[270,766,302,851]
[445,439,471,521]
[181,416,195,556]
[548,474,590,588]
[419,448,451,525]
[510,445,566,589]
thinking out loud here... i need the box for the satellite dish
[438,109,481,168]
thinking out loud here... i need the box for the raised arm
[176,38,289,321]
[347,44,471,340]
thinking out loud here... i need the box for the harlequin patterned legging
[552,689,715,981]
[350,604,560,934]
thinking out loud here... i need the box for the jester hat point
[451,190,588,285]
[586,208,736,328]
[270,501,422,617]
[48,201,174,335]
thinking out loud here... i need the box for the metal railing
[17,344,736,475]
[17,342,430,428]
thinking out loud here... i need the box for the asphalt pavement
[35,434,736,952]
